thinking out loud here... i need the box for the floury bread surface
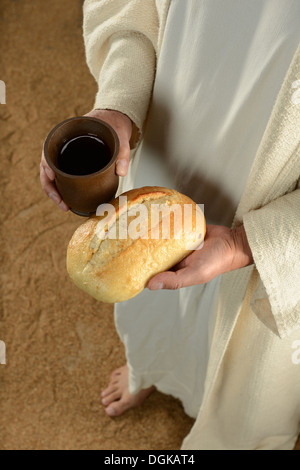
[67,187,205,303]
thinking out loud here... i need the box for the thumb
[84,108,132,177]
[147,267,195,291]
[116,143,130,177]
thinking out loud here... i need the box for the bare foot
[101,365,155,417]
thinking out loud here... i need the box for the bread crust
[67,186,205,303]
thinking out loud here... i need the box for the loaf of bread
[67,186,205,303]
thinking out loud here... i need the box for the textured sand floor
[0,0,299,451]
[0,0,194,450]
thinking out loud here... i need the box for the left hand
[40,108,132,211]
[147,224,253,290]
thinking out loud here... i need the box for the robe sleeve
[233,44,300,339]
[243,183,300,338]
[83,0,160,147]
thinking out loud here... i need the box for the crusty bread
[67,186,205,303]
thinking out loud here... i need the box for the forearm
[83,0,159,146]
[93,32,156,147]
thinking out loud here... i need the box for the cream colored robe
[83,0,300,449]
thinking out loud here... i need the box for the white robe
[83,0,300,449]
[115,0,300,420]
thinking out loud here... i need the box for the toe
[102,390,121,406]
[101,384,118,398]
[105,397,131,417]
[110,367,124,379]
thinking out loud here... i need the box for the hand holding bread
[67,186,206,303]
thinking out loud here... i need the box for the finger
[40,164,58,196]
[44,166,55,181]
[116,144,130,177]
[147,266,197,291]
[171,252,195,271]
[57,199,70,212]
[40,166,69,212]
[85,109,132,177]
[41,153,55,180]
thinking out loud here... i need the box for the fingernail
[102,398,107,405]
[106,406,116,416]
[49,192,60,204]
[116,159,128,176]
[58,201,69,212]
[45,167,54,179]
[149,282,164,290]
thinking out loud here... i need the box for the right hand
[40,109,133,211]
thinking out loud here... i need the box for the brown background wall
[0,0,299,451]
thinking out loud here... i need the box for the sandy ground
[0,0,194,450]
[0,0,299,451]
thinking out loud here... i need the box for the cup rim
[43,116,120,179]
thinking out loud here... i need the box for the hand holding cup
[40,109,132,214]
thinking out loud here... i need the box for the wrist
[94,108,132,129]
[94,107,131,120]
[230,224,253,270]
[87,107,132,133]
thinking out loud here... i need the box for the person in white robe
[40,0,300,450]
